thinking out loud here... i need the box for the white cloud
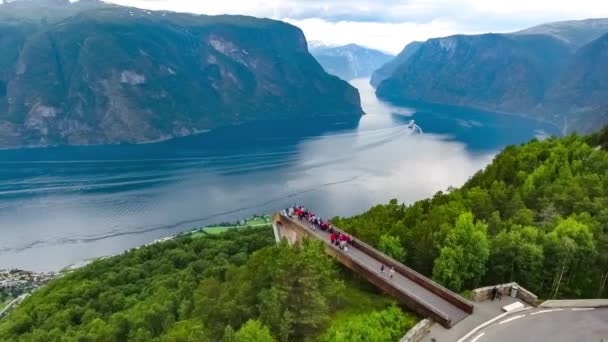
[105,0,608,53]
[284,18,481,54]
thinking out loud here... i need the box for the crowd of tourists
[285,206,353,251]
[283,205,398,281]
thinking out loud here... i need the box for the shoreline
[377,96,565,136]
[0,214,273,318]
[0,129,213,152]
[59,214,274,273]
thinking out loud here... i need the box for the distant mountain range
[0,0,362,148]
[309,43,393,81]
[515,18,608,49]
[374,18,608,134]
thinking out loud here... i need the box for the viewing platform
[272,212,473,328]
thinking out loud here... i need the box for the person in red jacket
[330,233,335,244]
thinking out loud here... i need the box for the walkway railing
[274,212,473,328]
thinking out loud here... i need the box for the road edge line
[455,307,532,342]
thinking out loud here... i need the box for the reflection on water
[0,79,559,271]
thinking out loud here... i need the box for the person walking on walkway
[389,267,395,280]
[380,264,385,275]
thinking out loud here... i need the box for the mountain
[515,18,608,49]
[375,18,608,134]
[376,34,572,113]
[310,43,393,81]
[370,41,422,88]
[542,33,608,133]
[0,1,362,148]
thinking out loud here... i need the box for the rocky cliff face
[0,2,362,148]
[375,18,608,134]
[310,43,393,81]
[370,41,422,88]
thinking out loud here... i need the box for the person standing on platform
[389,267,395,279]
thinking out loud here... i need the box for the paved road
[283,215,469,325]
[0,294,27,319]
[464,307,608,342]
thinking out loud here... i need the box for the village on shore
[0,269,57,318]
[0,269,56,294]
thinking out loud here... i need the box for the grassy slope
[190,216,273,237]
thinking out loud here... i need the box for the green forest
[0,226,415,341]
[334,129,608,299]
[2,128,608,341]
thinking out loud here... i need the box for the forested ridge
[0,226,415,341]
[334,127,608,299]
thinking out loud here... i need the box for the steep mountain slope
[375,18,608,134]
[370,41,422,88]
[376,34,571,113]
[310,43,393,81]
[0,2,362,148]
[542,33,608,133]
[515,18,608,49]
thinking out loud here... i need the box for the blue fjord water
[0,79,559,271]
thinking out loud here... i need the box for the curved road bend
[0,294,27,319]
[283,215,469,325]
[465,307,608,342]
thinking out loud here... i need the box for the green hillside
[3,130,607,341]
[0,226,415,342]
[333,131,608,298]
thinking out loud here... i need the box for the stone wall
[540,299,608,308]
[400,319,432,342]
[472,282,538,306]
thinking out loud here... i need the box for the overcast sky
[106,0,608,53]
